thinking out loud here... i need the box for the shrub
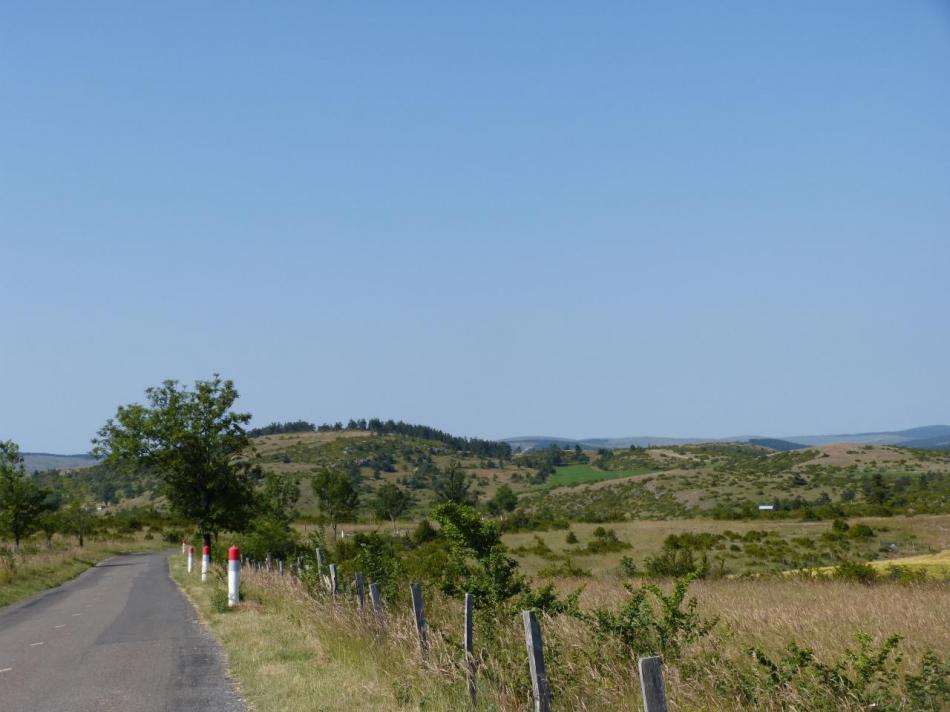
[589,574,716,661]
[832,560,878,584]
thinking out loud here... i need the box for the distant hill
[786,425,950,449]
[21,452,100,473]
[507,425,950,452]
[505,436,701,452]
[744,438,808,452]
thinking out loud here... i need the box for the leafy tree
[431,503,526,609]
[432,460,477,506]
[258,473,300,527]
[487,484,518,515]
[62,478,94,548]
[311,468,359,540]
[0,441,48,551]
[37,510,61,549]
[372,482,413,532]
[92,375,258,548]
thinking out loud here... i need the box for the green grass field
[547,463,653,487]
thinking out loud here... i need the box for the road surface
[0,552,243,712]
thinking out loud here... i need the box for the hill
[506,425,950,452]
[21,452,99,473]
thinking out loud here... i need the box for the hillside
[521,442,950,523]
[22,452,99,473]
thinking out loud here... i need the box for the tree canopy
[0,441,49,550]
[311,468,359,540]
[92,375,257,547]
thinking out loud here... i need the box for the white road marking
[30,642,44,647]
[72,613,81,617]
[0,668,12,673]
[54,625,66,629]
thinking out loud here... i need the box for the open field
[172,553,950,711]
[503,514,950,577]
[0,533,166,607]
[547,463,654,487]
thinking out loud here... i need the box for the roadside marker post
[201,545,210,582]
[228,546,241,607]
[187,546,194,573]
[181,540,186,555]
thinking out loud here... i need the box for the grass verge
[169,556,474,712]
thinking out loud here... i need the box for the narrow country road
[0,552,243,712]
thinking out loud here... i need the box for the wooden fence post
[638,656,668,712]
[278,559,284,576]
[315,547,324,574]
[464,592,476,706]
[369,582,383,616]
[410,582,429,654]
[329,564,338,597]
[522,610,551,712]
[355,572,366,609]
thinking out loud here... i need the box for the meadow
[172,552,950,711]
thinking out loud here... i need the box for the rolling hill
[506,425,950,452]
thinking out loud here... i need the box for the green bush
[832,560,878,584]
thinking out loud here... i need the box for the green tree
[37,510,61,549]
[487,484,518,515]
[431,503,525,609]
[311,468,359,541]
[92,375,258,548]
[432,460,477,506]
[62,478,94,548]
[258,473,300,527]
[372,482,413,532]
[0,441,48,551]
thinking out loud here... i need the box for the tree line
[249,415,513,459]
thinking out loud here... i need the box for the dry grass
[0,533,165,607]
[171,554,949,711]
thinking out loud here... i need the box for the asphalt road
[0,552,244,712]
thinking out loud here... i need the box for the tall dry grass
[173,557,950,711]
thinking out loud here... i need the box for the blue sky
[2,2,949,452]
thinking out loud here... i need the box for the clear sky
[2,2,949,452]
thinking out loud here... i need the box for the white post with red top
[181,540,186,555]
[201,545,210,582]
[187,545,194,573]
[228,546,240,607]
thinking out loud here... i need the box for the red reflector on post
[202,545,210,555]
[228,546,240,561]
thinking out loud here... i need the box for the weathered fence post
[369,582,383,617]
[464,592,476,706]
[522,610,551,712]
[329,564,338,597]
[315,547,324,574]
[355,572,366,609]
[278,559,284,577]
[410,582,429,654]
[638,656,668,712]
